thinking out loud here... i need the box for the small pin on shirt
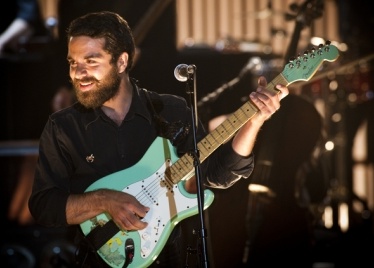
[86,154,95,163]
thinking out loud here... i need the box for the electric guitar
[80,42,339,268]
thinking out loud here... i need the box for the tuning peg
[303,51,309,61]
[324,41,332,52]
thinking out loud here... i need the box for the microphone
[174,64,195,82]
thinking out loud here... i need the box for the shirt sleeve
[203,139,254,189]
[28,117,71,227]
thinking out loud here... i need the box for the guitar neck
[167,41,340,184]
[169,73,289,184]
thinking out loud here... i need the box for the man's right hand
[103,189,150,230]
[66,189,150,230]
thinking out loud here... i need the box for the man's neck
[101,77,133,126]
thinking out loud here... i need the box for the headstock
[282,41,340,84]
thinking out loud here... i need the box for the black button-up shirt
[29,81,254,227]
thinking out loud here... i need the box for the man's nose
[73,63,88,79]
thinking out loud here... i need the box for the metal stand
[179,64,210,268]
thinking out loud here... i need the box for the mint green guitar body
[80,137,214,268]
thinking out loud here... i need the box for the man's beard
[72,66,121,109]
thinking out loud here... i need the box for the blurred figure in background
[0,0,48,140]
[0,0,42,54]
[7,86,75,226]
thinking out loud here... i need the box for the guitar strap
[84,220,119,250]
[141,87,190,146]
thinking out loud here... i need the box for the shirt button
[121,154,125,159]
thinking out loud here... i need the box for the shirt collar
[79,79,152,128]
[126,80,152,123]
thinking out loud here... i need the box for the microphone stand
[197,56,262,108]
[184,65,210,268]
[197,76,240,108]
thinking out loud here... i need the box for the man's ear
[117,52,128,73]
